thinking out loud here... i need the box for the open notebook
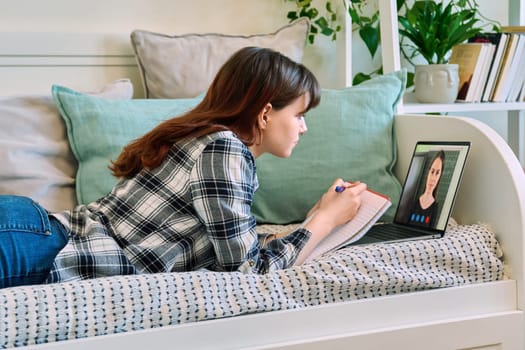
[302,188,391,263]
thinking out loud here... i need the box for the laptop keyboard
[367,224,421,240]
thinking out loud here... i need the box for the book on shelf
[492,32,525,102]
[501,27,525,102]
[302,188,391,263]
[507,44,525,102]
[468,32,510,102]
[472,44,494,102]
[449,42,493,102]
[515,73,525,102]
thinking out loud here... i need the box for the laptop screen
[393,141,470,232]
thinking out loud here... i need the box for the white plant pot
[414,64,459,103]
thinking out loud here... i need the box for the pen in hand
[335,181,361,193]
[335,185,346,193]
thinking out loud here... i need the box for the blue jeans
[0,195,68,288]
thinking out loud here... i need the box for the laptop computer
[351,141,471,245]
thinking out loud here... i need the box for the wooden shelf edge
[400,93,525,114]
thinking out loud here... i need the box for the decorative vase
[414,64,459,103]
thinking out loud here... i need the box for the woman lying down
[0,46,367,288]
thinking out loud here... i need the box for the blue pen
[335,185,345,193]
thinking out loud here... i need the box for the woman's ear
[258,103,272,129]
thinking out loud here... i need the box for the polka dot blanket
[0,223,503,348]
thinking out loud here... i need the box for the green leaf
[353,72,372,85]
[316,17,335,36]
[348,8,360,24]
[308,34,315,44]
[406,71,415,88]
[359,25,380,57]
[326,1,333,13]
[287,11,299,21]
[297,0,312,7]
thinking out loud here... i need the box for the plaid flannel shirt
[47,131,311,282]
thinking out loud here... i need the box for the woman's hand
[314,179,367,227]
[295,179,367,265]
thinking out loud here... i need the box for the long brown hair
[110,46,320,178]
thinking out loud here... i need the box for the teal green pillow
[252,71,406,224]
[52,85,201,204]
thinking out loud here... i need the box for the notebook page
[303,190,391,263]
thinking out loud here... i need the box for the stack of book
[448,26,525,103]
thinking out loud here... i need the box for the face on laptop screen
[394,142,470,232]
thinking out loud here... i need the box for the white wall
[0,0,516,89]
[0,0,343,89]
[0,0,284,34]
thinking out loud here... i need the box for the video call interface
[394,143,470,231]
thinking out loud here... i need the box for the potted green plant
[398,0,496,103]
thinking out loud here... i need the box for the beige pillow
[130,18,309,99]
[0,79,133,212]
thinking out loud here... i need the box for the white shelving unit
[377,0,525,165]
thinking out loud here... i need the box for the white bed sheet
[0,222,503,348]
